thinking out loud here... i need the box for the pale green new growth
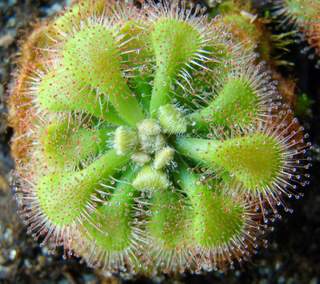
[132,166,170,191]
[158,104,187,134]
[114,126,138,155]
[154,147,175,170]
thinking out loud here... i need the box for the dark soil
[0,1,319,283]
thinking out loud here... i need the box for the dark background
[0,0,319,283]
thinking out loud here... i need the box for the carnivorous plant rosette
[9,0,310,274]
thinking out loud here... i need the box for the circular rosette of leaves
[10,0,310,274]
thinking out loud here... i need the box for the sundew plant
[9,0,310,274]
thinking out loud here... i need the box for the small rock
[7,17,16,28]
[45,3,63,16]
[0,265,12,280]
[207,0,220,7]
[23,259,32,269]
[0,33,15,48]
[41,246,51,256]
[57,279,69,284]
[37,255,46,268]
[9,250,17,261]
[0,255,6,265]
[286,278,298,284]
[0,175,9,192]
[83,274,98,284]
[275,260,283,271]
[278,276,286,284]
[8,0,17,6]
[310,278,319,284]
[3,228,13,242]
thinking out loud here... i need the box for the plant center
[114,118,175,170]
